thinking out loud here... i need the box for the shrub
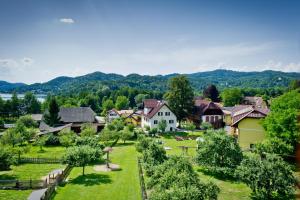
[0,146,17,170]
[45,133,60,145]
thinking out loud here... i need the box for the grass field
[23,146,66,159]
[0,190,32,200]
[0,163,65,180]
[52,142,141,200]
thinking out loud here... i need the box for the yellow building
[231,106,269,149]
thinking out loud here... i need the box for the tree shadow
[160,132,189,139]
[69,173,112,186]
[0,173,17,180]
[115,142,135,147]
[197,168,238,182]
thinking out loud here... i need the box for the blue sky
[0,0,299,83]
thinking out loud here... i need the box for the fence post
[30,179,32,189]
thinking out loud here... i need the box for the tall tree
[203,84,220,102]
[115,96,129,110]
[164,75,194,126]
[10,92,20,117]
[44,97,61,126]
[101,99,114,115]
[23,92,41,114]
[263,90,300,152]
[220,88,243,106]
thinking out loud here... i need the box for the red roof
[143,99,174,119]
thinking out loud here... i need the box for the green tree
[235,153,295,200]
[289,79,300,90]
[80,94,100,112]
[35,135,48,152]
[115,96,129,110]
[16,115,37,128]
[120,126,133,143]
[23,92,41,114]
[59,129,77,148]
[63,145,100,175]
[142,141,167,175]
[182,121,196,132]
[134,94,150,107]
[263,90,300,152]
[101,99,114,115]
[158,120,167,133]
[255,138,293,156]
[10,92,20,117]
[44,97,61,126]
[220,88,243,106]
[135,135,152,152]
[80,123,97,137]
[203,84,220,102]
[0,146,17,170]
[200,122,212,132]
[1,128,23,147]
[148,156,219,200]
[164,75,194,126]
[196,129,243,177]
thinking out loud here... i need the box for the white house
[141,99,177,132]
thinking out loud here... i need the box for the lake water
[0,93,46,102]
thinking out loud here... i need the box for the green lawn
[52,142,141,200]
[159,131,201,156]
[23,146,66,159]
[0,163,65,180]
[0,190,32,200]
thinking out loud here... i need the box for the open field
[23,146,66,159]
[52,142,141,200]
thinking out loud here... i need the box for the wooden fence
[0,165,72,192]
[137,157,148,200]
[19,157,62,164]
[40,164,73,200]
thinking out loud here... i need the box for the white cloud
[0,58,18,68]
[59,18,75,24]
[21,57,34,66]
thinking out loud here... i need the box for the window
[210,116,214,122]
[169,120,174,124]
[205,116,209,122]
[158,112,163,116]
[165,112,170,116]
[214,116,218,121]
[154,120,158,124]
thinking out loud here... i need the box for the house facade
[191,97,224,128]
[231,105,269,149]
[141,99,177,132]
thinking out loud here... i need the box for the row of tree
[136,135,220,200]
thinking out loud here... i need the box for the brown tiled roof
[231,105,270,126]
[143,99,174,119]
[194,99,223,115]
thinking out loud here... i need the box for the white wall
[107,110,120,123]
[201,115,222,123]
[142,105,177,131]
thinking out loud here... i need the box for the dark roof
[143,99,161,108]
[231,105,269,126]
[38,123,72,135]
[194,99,223,115]
[59,107,96,123]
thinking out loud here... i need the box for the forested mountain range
[0,69,299,94]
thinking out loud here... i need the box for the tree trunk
[82,166,85,176]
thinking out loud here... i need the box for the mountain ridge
[1,69,299,94]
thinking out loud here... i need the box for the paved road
[28,188,47,200]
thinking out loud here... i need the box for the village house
[230,105,269,149]
[107,109,141,126]
[141,99,177,132]
[58,107,105,133]
[190,97,224,129]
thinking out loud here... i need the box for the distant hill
[0,81,27,92]
[0,69,299,94]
